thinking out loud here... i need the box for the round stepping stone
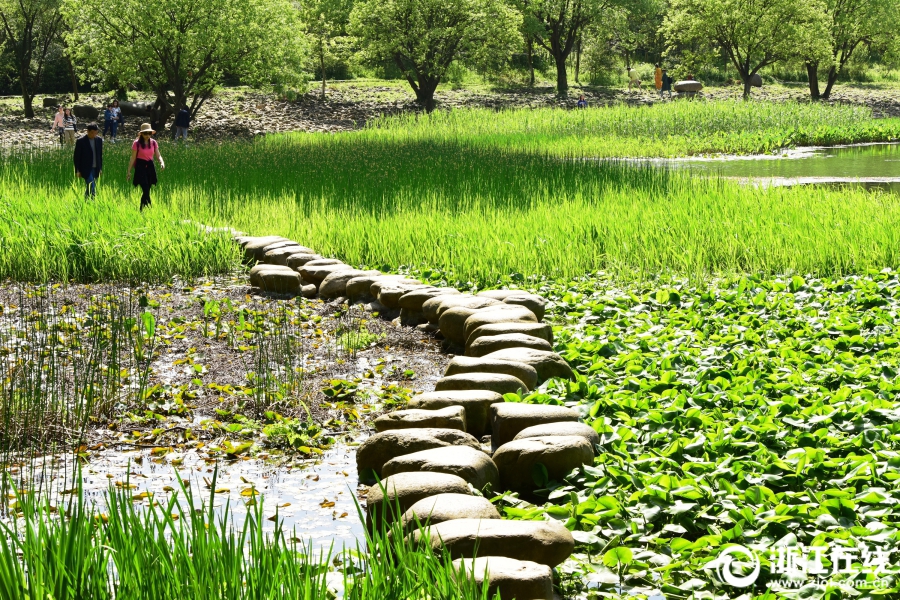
[490,403,580,448]
[412,518,575,567]
[378,283,430,309]
[249,263,293,286]
[407,391,504,438]
[466,322,553,348]
[481,348,574,383]
[383,446,499,491]
[319,269,381,298]
[398,288,460,311]
[423,295,499,324]
[356,428,481,483]
[463,306,538,343]
[435,373,528,396]
[241,236,288,261]
[493,436,593,492]
[258,269,302,294]
[371,278,421,298]
[346,274,405,300]
[401,494,500,531]
[299,262,353,284]
[453,557,553,600]
[466,333,553,358]
[503,294,547,321]
[373,406,467,433]
[476,289,528,301]
[445,357,538,391]
[285,253,323,269]
[264,245,313,265]
[367,472,470,532]
[513,422,600,447]
[399,308,426,326]
[439,305,494,347]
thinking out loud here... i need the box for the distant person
[62,108,77,144]
[627,68,641,91]
[51,106,65,144]
[127,123,165,211]
[577,94,587,109]
[655,64,663,97]
[661,70,673,98]
[174,105,191,141]
[73,123,102,199]
[112,99,123,137]
[103,103,117,141]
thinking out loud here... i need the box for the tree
[299,0,354,101]
[665,0,828,99]
[62,0,305,130]
[350,0,520,112]
[519,0,617,96]
[0,0,64,118]
[804,0,900,100]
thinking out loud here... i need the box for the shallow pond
[656,142,900,192]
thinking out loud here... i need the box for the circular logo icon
[718,545,761,588]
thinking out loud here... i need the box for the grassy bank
[3,122,900,284]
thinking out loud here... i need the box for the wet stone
[319,269,381,299]
[356,428,481,483]
[463,306,538,343]
[513,422,600,447]
[466,322,553,348]
[373,406,467,433]
[481,348,575,383]
[366,472,470,531]
[300,262,353,284]
[285,253,323,269]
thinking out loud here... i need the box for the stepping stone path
[233,235,598,597]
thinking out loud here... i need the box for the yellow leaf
[320,499,335,508]
[240,487,259,497]
[214,488,230,494]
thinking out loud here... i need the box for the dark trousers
[83,167,100,198]
[139,181,152,210]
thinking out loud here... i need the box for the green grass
[3,109,900,285]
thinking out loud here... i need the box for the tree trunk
[22,93,34,119]
[320,48,326,101]
[527,39,534,86]
[414,77,440,113]
[574,39,581,84]
[554,54,568,97]
[66,55,79,101]
[742,75,752,100]
[806,62,821,100]
[821,66,839,99]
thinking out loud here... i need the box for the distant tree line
[0,0,898,123]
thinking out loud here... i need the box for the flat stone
[285,253,323,269]
[373,406,467,433]
[435,373,528,396]
[299,262,353,284]
[467,334,553,358]
[407,391,504,438]
[248,263,294,287]
[467,323,553,348]
[263,245,313,265]
[399,308,426,326]
[493,436,593,492]
[401,493,499,531]
[412,519,574,567]
[481,348,575,383]
[445,357,538,391]
[514,422,600,447]
[258,269,302,294]
[491,403,580,448]
[378,284,430,309]
[453,557,553,600]
[346,274,405,300]
[301,284,317,298]
[261,240,304,255]
[503,294,547,321]
[356,428,481,483]
[423,295,500,324]
[440,306,496,347]
[383,446,499,491]
[366,472,470,532]
[477,290,529,301]
[319,269,381,299]
[398,288,460,311]
[371,278,421,298]
[241,236,288,261]
[463,306,538,343]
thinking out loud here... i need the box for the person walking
[62,108,77,144]
[655,64,663,97]
[111,99,122,142]
[661,69,673,98]
[73,123,103,198]
[51,106,65,145]
[127,123,165,211]
[103,104,115,139]
[174,105,190,142]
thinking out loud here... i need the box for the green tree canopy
[0,0,64,118]
[62,0,306,128]
[665,0,828,98]
[350,0,520,112]
[804,0,900,99]
[299,0,354,100]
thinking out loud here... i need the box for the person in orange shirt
[655,64,663,97]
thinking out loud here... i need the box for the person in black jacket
[73,123,102,198]
[174,105,191,142]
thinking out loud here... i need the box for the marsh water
[658,142,900,192]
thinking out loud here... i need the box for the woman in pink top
[50,106,65,145]
[126,123,165,211]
